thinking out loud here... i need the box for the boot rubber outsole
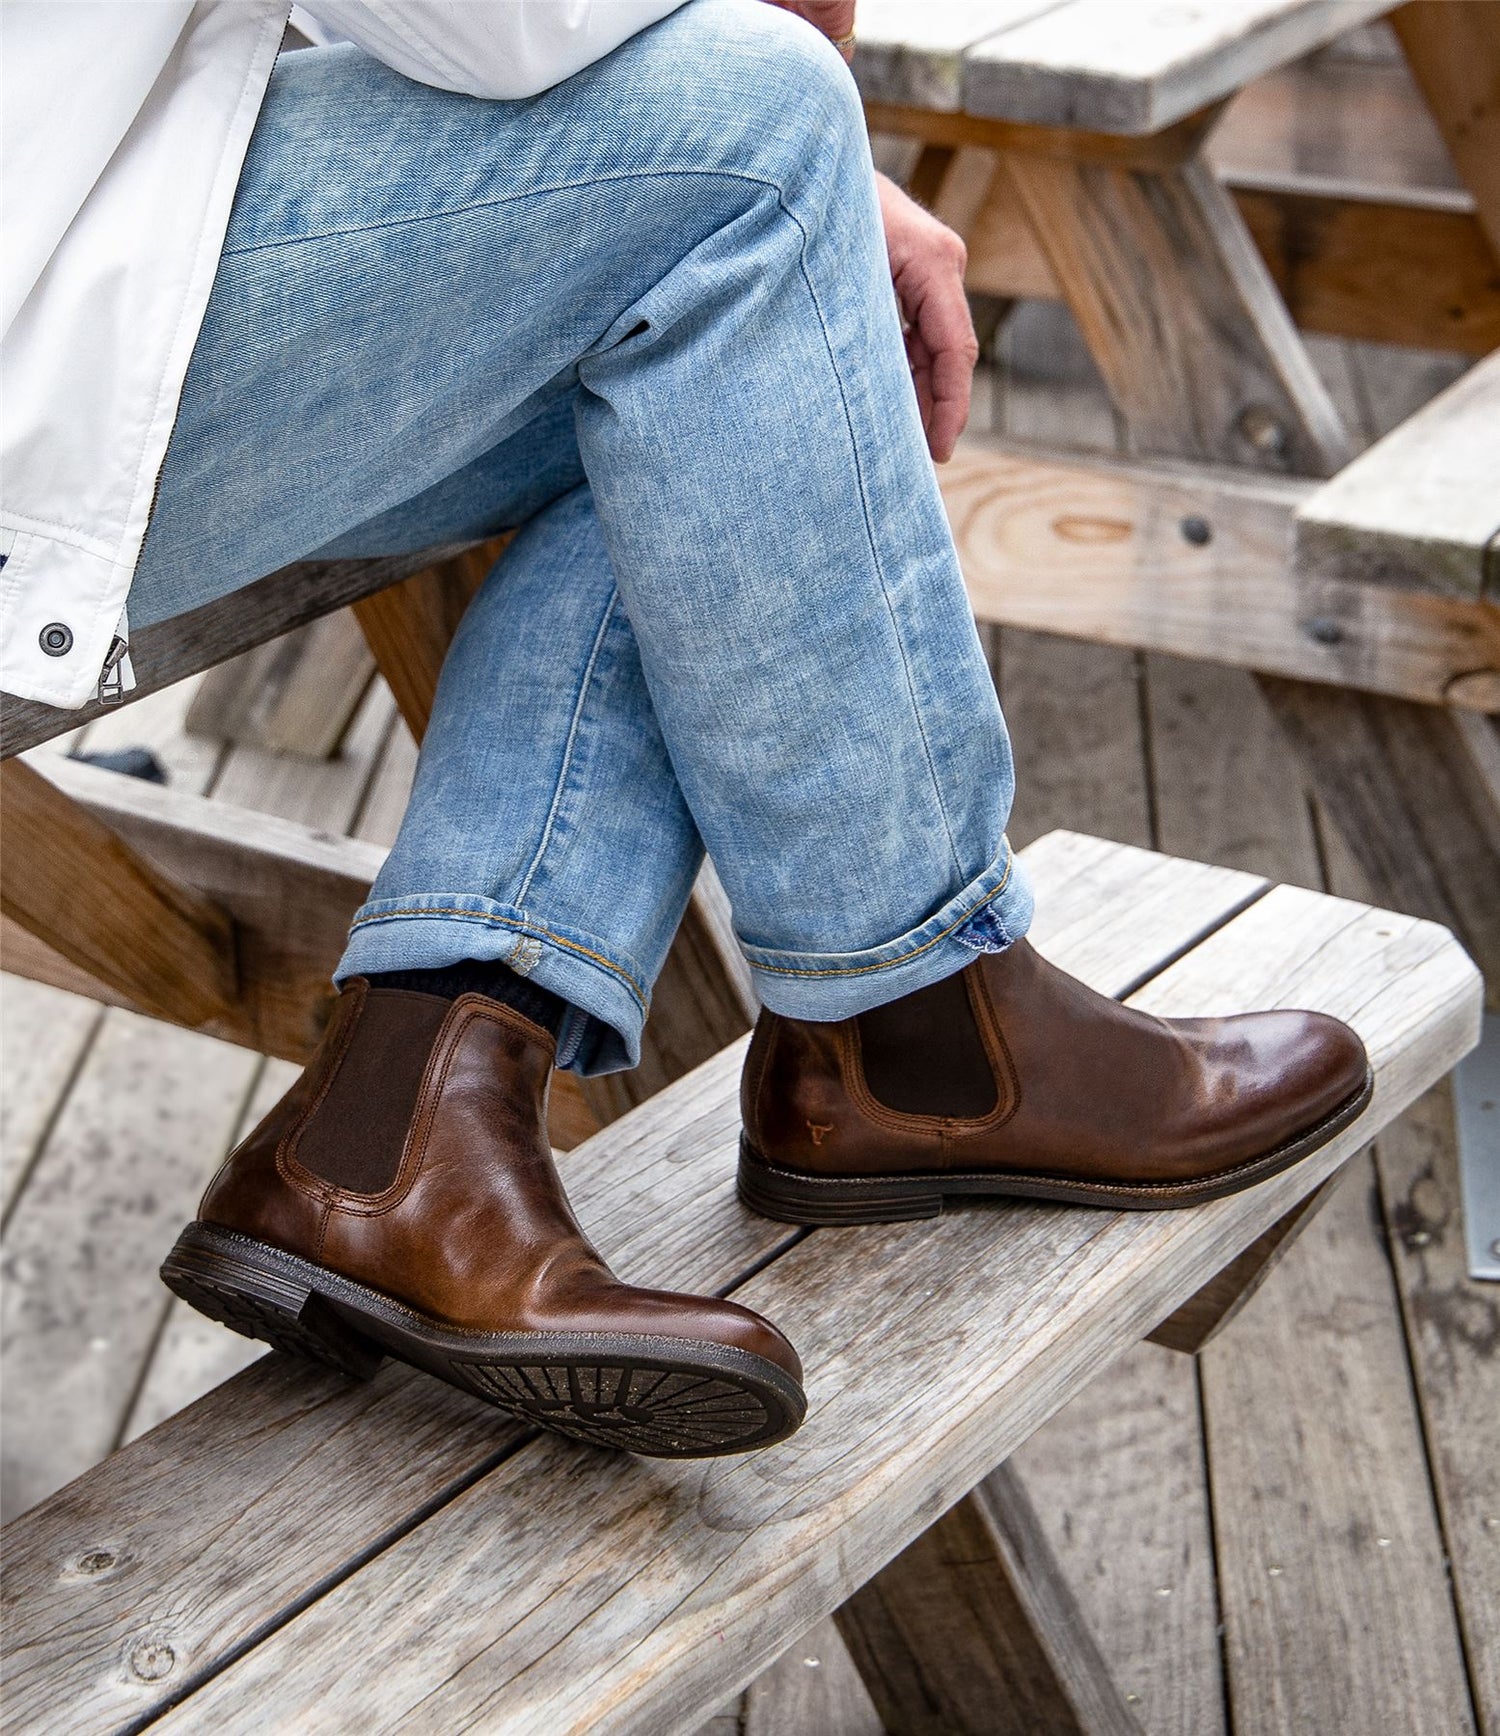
[737,1067,1375,1224]
[160,1222,806,1458]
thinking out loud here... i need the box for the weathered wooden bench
[1,828,1479,1734]
[854,0,1500,1001]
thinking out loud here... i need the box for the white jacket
[0,0,684,709]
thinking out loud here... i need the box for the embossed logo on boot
[806,1122,833,1145]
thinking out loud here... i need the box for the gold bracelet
[832,31,856,50]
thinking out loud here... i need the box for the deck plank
[1372,1084,1500,1734]
[0,1014,260,1523]
[1203,1155,1478,1736]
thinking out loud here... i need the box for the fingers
[898,255,976,463]
[766,1,857,56]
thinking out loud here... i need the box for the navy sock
[366,960,568,1038]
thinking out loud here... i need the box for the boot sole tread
[161,1223,806,1458]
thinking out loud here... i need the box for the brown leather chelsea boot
[738,940,1372,1223]
[162,980,805,1456]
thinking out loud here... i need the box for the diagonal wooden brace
[0,757,238,1030]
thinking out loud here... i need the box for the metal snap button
[39,622,74,656]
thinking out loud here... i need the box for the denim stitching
[347,906,648,1009]
[750,852,1015,980]
[222,168,792,260]
[779,198,966,887]
[514,588,618,906]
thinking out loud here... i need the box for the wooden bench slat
[1294,350,1500,599]
[0,830,1265,1735]
[149,882,1477,1735]
[943,439,1500,712]
[0,545,479,761]
[960,0,1400,135]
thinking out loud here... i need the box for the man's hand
[876,172,977,463]
[762,2,857,59]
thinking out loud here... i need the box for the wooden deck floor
[2,306,1494,1734]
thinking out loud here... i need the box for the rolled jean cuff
[335,894,650,1076]
[741,840,1034,1024]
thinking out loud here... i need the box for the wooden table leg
[1147,1178,1337,1354]
[1000,143,1351,475]
[1393,0,1500,259]
[835,1463,1141,1736]
[0,758,238,1029]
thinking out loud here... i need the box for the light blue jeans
[131,0,1033,1074]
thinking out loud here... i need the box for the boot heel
[161,1223,384,1380]
[737,1137,944,1226]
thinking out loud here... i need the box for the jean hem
[335,896,649,1076]
[745,841,1034,1023]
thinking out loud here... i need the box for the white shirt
[0,1,685,709]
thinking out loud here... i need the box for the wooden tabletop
[856,0,1400,132]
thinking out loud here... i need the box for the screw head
[1237,405,1290,456]
[1305,616,1345,646]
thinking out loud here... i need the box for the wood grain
[1202,1155,1478,1736]
[854,0,1064,111]
[1010,1338,1227,1736]
[0,1011,260,1521]
[140,863,1479,1735]
[941,440,1500,710]
[1372,1084,1500,1734]
[0,829,1269,1734]
[0,978,102,1220]
[3,753,387,1064]
[184,610,375,760]
[1295,350,1500,599]
[1394,0,1500,256]
[1002,150,1352,475]
[953,153,1500,356]
[1233,175,1500,356]
[836,1464,1141,1734]
[742,1618,881,1736]
[0,759,237,1031]
[1261,678,1500,1006]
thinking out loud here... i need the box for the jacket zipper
[97,634,130,706]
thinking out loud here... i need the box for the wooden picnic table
[2,827,1480,1734]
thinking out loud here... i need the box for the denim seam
[750,850,1015,980]
[220,167,794,260]
[514,587,619,905]
[775,195,966,886]
[346,906,648,1010]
